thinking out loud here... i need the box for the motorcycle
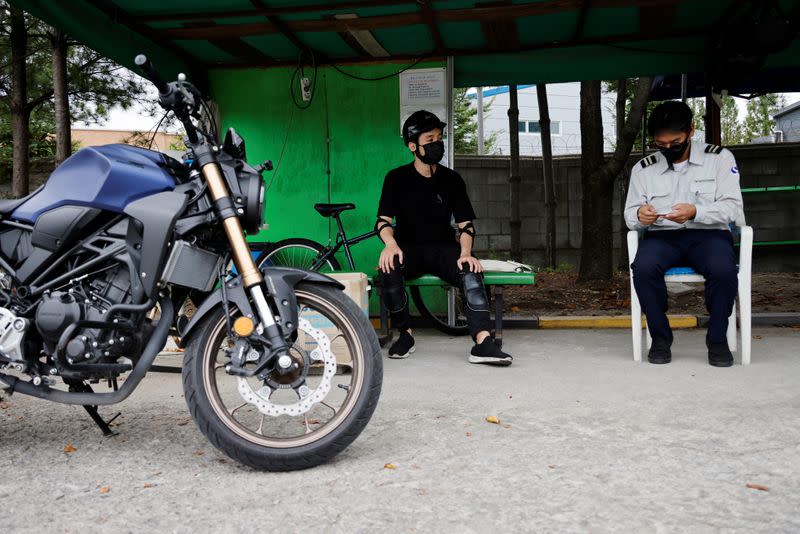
[0,55,382,471]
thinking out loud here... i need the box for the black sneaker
[469,337,513,366]
[707,335,733,367]
[388,330,415,359]
[648,337,672,364]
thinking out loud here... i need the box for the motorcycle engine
[35,265,139,365]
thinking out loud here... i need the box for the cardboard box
[298,272,369,368]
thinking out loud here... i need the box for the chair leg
[631,281,643,362]
[727,302,737,353]
[740,275,752,366]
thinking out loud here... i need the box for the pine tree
[453,87,498,155]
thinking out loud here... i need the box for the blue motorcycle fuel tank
[12,144,178,223]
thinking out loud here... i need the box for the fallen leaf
[64,443,77,453]
[192,451,205,457]
[485,415,500,424]
[99,486,110,494]
[411,464,421,470]
[143,483,155,489]
[548,465,557,469]
[216,458,228,464]
[502,423,512,429]
[745,483,769,492]
[466,432,473,438]
[383,463,397,470]
[753,335,763,340]
[306,419,321,425]
[511,306,520,313]
[0,402,10,409]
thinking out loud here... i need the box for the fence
[456,142,800,271]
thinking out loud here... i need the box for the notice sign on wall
[399,67,448,164]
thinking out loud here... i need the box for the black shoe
[647,337,672,364]
[388,330,415,359]
[707,339,733,367]
[469,337,513,366]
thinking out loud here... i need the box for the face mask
[416,140,445,165]
[658,137,690,164]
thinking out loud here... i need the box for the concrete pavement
[1,327,799,532]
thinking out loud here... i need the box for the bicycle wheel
[256,238,341,272]
[409,285,471,336]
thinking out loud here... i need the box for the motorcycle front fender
[178,267,344,347]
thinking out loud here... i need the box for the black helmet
[402,110,446,145]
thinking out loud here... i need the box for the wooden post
[705,92,721,145]
[537,83,556,268]
[508,85,522,259]
[616,78,629,271]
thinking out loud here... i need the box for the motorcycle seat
[314,203,355,218]
[0,186,42,218]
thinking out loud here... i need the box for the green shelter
[10,0,800,275]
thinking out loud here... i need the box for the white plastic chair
[627,224,753,365]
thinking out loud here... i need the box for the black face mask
[657,137,690,164]
[416,140,445,165]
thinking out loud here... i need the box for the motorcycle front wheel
[182,282,382,471]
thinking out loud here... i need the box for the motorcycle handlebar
[134,54,170,96]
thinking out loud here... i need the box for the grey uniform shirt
[624,140,744,232]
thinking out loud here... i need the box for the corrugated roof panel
[173,40,239,64]
[118,0,254,15]
[371,25,434,56]
[241,34,300,62]
[582,8,638,38]
[516,12,578,46]
[295,32,359,58]
[439,21,486,50]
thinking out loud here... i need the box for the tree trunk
[52,29,71,166]
[507,85,522,259]
[578,80,613,280]
[578,77,652,281]
[616,78,630,271]
[9,7,30,198]
[537,83,556,268]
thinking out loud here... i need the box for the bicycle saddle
[314,203,355,217]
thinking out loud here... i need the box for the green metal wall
[208,61,446,311]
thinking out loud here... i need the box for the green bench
[376,271,536,346]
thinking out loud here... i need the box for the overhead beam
[419,1,445,55]
[478,1,520,52]
[156,0,690,40]
[573,0,591,41]
[136,0,418,23]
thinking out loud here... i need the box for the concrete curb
[537,315,697,329]
[373,313,800,331]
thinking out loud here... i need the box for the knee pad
[382,283,408,313]
[461,272,488,312]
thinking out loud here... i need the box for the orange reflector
[233,316,255,337]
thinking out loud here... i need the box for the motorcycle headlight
[238,174,265,234]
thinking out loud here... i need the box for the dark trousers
[382,242,492,338]
[631,229,737,344]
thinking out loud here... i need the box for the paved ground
[2,327,800,533]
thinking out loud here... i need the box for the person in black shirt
[375,110,513,366]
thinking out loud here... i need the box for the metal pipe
[0,296,174,406]
[477,87,484,155]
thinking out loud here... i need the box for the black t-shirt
[377,163,476,245]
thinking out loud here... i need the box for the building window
[520,120,560,135]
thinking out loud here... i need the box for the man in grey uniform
[624,100,743,367]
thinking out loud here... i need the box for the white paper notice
[400,67,448,165]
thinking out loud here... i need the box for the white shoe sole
[388,347,415,359]
[468,355,512,366]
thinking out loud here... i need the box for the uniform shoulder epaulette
[639,154,658,168]
[704,144,723,154]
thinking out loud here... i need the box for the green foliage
[0,1,156,165]
[743,94,786,142]
[453,87,499,155]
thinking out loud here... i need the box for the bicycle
[255,203,472,336]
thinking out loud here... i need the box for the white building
[467,83,617,156]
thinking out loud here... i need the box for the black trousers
[631,229,737,344]
[381,242,492,338]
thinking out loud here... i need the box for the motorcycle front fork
[200,161,287,358]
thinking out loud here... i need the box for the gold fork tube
[201,162,263,288]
